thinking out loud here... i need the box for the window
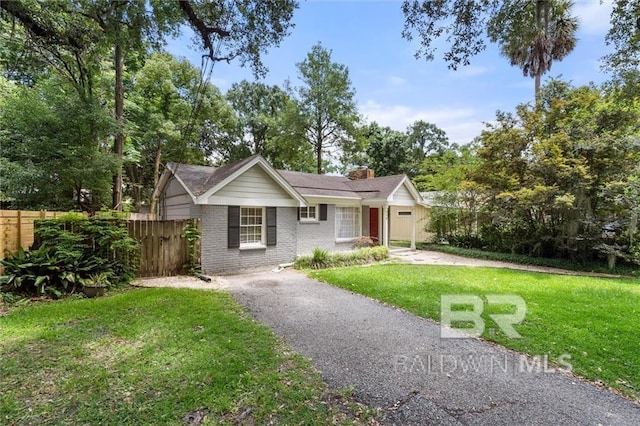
[240,207,264,246]
[335,206,361,240]
[299,205,318,222]
[397,210,412,217]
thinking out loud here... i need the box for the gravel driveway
[220,268,640,425]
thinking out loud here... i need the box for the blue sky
[166,0,615,146]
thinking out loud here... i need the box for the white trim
[336,237,357,243]
[153,164,197,204]
[302,195,362,205]
[334,205,362,240]
[195,156,307,206]
[239,206,265,248]
[299,204,319,222]
[387,176,423,204]
[239,244,267,251]
[207,196,299,207]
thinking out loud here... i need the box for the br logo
[440,295,526,339]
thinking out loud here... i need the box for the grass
[310,264,640,401]
[422,244,639,276]
[0,288,379,425]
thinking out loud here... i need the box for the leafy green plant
[1,216,140,299]
[294,247,389,269]
[182,220,201,274]
[84,272,111,288]
[0,246,59,296]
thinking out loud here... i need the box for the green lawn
[0,288,377,425]
[310,264,640,400]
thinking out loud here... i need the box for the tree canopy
[291,43,360,174]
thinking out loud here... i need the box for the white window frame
[240,207,266,249]
[299,205,318,222]
[397,210,413,217]
[335,206,361,242]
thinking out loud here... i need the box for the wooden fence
[1,210,200,278]
[128,219,200,278]
[0,210,83,256]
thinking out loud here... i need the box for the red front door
[369,208,379,242]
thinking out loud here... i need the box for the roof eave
[195,156,307,206]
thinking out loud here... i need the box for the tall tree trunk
[149,140,162,216]
[316,140,322,174]
[112,42,124,210]
[534,0,545,106]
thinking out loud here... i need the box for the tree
[466,80,640,262]
[0,0,298,209]
[225,80,289,159]
[604,0,640,73]
[292,43,360,174]
[364,124,410,177]
[0,75,116,211]
[405,120,450,176]
[127,52,237,212]
[401,0,578,99]
[413,142,479,192]
[487,0,578,100]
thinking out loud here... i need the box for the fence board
[0,210,78,257]
[1,210,199,278]
[127,219,200,278]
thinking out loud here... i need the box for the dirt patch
[132,275,223,290]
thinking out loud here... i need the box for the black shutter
[228,206,240,248]
[266,207,277,246]
[319,204,328,221]
[297,206,301,221]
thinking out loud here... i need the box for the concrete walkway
[219,268,639,425]
[390,248,623,278]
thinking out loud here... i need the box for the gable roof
[166,155,258,198]
[154,155,306,206]
[153,155,423,206]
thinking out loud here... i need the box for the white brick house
[153,155,426,274]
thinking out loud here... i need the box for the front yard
[0,288,377,425]
[311,264,640,401]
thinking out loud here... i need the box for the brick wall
[296,204,353,255]
[199,205,297,274]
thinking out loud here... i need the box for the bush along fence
[0,209,87,261]
[1,210,200,281]
[1,214,139,297]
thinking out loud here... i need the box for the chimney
[348,167,375,180]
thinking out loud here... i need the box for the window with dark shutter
[266,207,277,246]
[319,204,328,221]
[228,206,240,248]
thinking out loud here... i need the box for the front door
[369,208,379,242]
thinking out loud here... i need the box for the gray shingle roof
[167,155,259,197]
[166,155,414,202]
[277,170,407,200]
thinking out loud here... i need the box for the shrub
[294,246,389,269]
[353,236,378,248]
[1,215,139,298]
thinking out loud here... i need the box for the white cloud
[574,0,613,36]
[451,65,493,78]
[360,100,484,144]
[388,75,407,86]
[207,76,230,90]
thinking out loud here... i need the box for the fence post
[16,210,22,250]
